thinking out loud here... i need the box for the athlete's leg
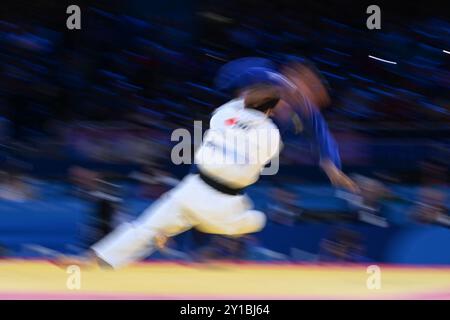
[91,191,195,269]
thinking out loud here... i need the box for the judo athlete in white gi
[69,58,358,269]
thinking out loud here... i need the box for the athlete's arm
[296,102,359,193]
[300,105,341,169]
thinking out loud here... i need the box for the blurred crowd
[0,1,448,165]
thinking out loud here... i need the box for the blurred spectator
[268,187,302,225]
[68,167,123,247]
[0,172,34,202]
[130,165,180,199]
[195,235,252,261]
[341,175,391,228]
[85,179,123,245]
[410,188,450,227]
[0,244,7,257]
[68,166,100,197]
[318,228,367,262]
[420,159,448,187]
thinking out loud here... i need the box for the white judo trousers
[91,174,266,268]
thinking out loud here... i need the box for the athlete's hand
[329,170,360,194]
[320,159,360,194]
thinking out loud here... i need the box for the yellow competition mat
[0,260,449,299]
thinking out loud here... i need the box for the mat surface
[0,260,449,299]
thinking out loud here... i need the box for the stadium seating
[0,181,448,264]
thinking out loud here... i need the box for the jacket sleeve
[294,98,342,169]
